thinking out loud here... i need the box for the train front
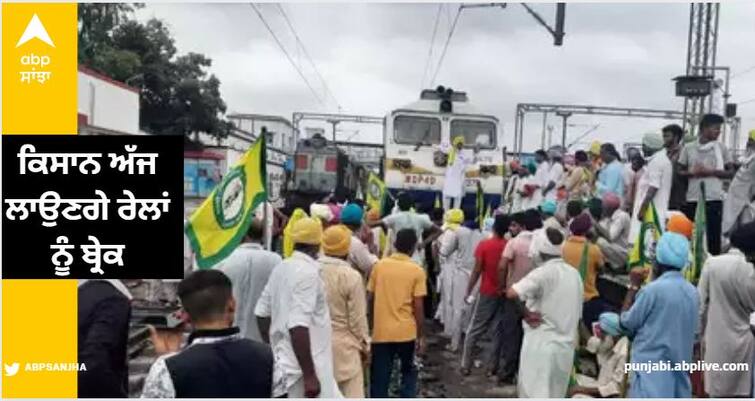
[383,87,504,213]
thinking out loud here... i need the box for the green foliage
[77,3,232,139]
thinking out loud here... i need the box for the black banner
[2,135,183,279]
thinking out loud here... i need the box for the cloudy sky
[136,2,755,151]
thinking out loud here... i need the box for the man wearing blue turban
[619,232,699,398]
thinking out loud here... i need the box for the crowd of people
[77,113,755,398]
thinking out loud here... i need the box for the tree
[77,4,233,140]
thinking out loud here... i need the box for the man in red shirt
[459,215,510,376]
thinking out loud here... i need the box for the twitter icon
[4,362,20,377]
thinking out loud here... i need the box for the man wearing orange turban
[666,212,693,239]
[319,225,369,397]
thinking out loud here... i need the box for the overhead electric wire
[429,5,463,87]
[732,64,755,79]
[420,4,443,90]
[275,4,342,111]
[249,3,326,107]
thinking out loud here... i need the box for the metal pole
[547,125,554,148]
[561,115,568,148]
[555,111,572,148]
[540,112,548,149]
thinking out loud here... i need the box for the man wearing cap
[595,193,631,271]
[255,218,342,398]
[596,143,625,201]
[506,228,584,398]
[722,129,755,237]
[697,221,755,397]
[563,213,607,329]
[319,226,370,398]
[341,204,379,279]
[631,132,673,241]
[620,231,699,398]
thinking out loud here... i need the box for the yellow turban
[291,217,323,246]
[443,208,464,230]
[448,136,466,165]
[589,140,602,156]
[283,208,308,258]
[322,225,352,256]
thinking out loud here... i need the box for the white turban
[310,203,333,222]
[527,228,562,259]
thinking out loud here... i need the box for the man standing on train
[442,136,479,211]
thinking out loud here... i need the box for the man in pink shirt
[495,211,539,384]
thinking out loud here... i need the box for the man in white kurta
[630,133,673,240]
[697,222,755,397]
[507,228,583,398]
[442,137,477,210]
[440,221,483,351]
[254,218,341,398]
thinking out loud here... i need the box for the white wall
[227,116,296,153]
[78,70,140,135]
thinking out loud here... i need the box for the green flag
[628,201,663,271]
[684,182,707,284]
[476,181,485,229]
[366,172,386,217]
[186,135,267,269]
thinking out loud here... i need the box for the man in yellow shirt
[561,213,608,329]
[368,228,427,398]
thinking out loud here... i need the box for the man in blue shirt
[596,143,625,201]
[620,231,699,398]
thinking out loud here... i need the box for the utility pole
[555,111,572,148]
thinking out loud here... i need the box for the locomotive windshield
[393,115,441,146]
[450,119,496,149]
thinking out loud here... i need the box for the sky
[135,2,755,152]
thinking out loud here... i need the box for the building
[77,65,142,136]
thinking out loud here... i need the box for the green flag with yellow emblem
[366,172,387,216]
[186,136,267,269]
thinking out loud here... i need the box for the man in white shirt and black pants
[677,114,735,255]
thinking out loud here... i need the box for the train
[283,132,369,214]
[383,86,505,212]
